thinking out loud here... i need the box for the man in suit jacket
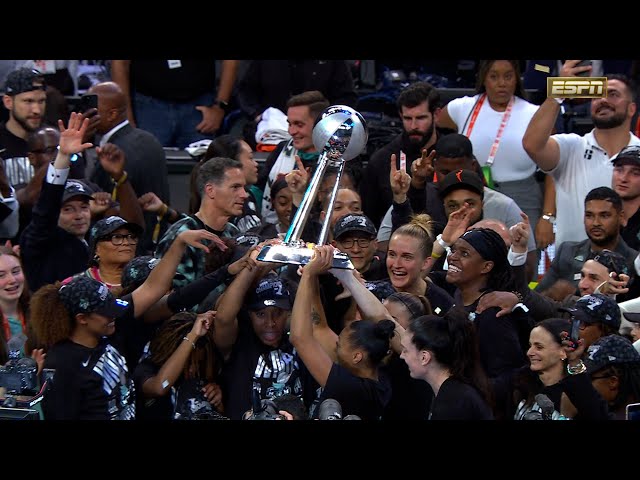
[87,81,170,255]
[536,186,638,294]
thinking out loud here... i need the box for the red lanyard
[465,94,515,167]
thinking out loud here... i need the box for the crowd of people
[0,59,639,421]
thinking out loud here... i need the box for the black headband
[460,229,496,261]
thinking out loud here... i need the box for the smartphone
[575,60,592,78]
[569,316,581,349]
[75,93,98,113]
[399,150,407,171]
[626,402,640,420]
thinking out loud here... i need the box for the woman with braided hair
[133,311,226,420]
[445,226,530,418]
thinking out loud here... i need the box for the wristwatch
[213,99,230,113]
[542,213,556,225]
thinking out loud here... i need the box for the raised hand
[390,154,411,203]
[442,202,474,244]
[410,148,436,188]
[510,212,530,253]
[177,229,228,253]
[304,245,336,277]
[96,143,126,180]
[193,310,215,337]
[228,245,259,275]
[138,192,165,213]
[285,155,310,204]
[57,112,93,155]
[90,191,112,217]
[560,60,592,77]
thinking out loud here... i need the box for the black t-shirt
[130,60,218,102]
[0,123,31,237]
[219,312,318,420]
[382,353,433,420]
[314,362,391,421]
[381,354,433,420]
[429,377,494,420]
[43,337,135,420]
[622,206,640,251]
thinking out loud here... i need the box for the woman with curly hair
[134,311,225,420]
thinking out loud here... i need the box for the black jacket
[19,179,89,292]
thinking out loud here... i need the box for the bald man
[87,81,170,254]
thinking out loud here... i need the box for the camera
[244,386,285,420]
[0,338,38,397]
[316,398,361,420]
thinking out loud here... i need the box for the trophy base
[257,243,354,269]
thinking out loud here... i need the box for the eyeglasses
[338,238,372,249]
[100,233,139,245]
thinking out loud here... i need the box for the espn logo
[547,77,607,99]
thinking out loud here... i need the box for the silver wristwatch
[542,213,556,225]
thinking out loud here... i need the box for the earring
[93,254,100,264]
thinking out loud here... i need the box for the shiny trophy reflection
[257,105,368,269]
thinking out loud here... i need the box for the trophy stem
[284,152,330,243]
[317,159,345,246]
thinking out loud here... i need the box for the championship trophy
[257,105,368,269]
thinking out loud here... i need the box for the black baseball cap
[435,133,473,159]
[59,276,130,319]
[245,275,291,311]
[583,334,640,374]
[333,213,377,240]
[4,68,46,96]
[88,216,144,255]
[612,145,640,166]
[62,179,94,204]
[560,293,621,330]
[438,169,485,199]
[121,255,160,290]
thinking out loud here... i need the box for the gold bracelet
[182,335,196,350]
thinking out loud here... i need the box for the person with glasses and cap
[583,334,640,419]
[66,215,143,294]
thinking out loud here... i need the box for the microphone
[535,393,555,420]
[318,398,342,420]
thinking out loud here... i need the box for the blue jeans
[133,91,215,148]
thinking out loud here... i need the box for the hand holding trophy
[257,105,368,269]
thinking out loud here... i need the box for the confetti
[534,64,550,73]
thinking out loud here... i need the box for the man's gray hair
[196,157,243,197]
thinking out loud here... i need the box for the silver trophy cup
[257,105,368,269]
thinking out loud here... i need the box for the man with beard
[361,81,444,228]
[523,62,640,247]
[0,68,47,195]
[535,187,638,294]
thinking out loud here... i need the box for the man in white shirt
[523,60,640,247]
